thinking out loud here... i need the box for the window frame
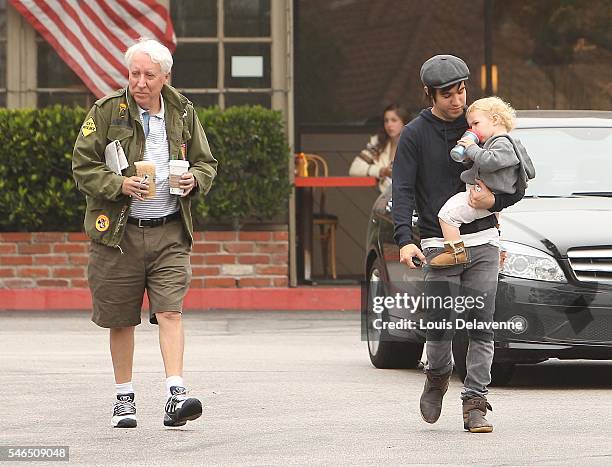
[34,35,94,108]
[0,2,7,106]
[172,0,272,109]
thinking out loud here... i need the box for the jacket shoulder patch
[82,117,97,137]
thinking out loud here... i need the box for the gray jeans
[422,243,499,399]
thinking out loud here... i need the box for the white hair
[125,38,173,75]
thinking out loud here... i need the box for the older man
[73,39,217,428]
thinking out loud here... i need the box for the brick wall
[0,230,288,288]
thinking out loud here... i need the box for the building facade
[1,0,610,284]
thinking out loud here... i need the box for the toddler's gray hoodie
[461,134,536,194]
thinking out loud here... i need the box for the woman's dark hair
[376,103,410,152]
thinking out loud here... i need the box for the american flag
[10,0,176,98]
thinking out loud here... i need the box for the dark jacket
[392,108,523,248]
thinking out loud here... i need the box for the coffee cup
[169,160,190,195]
[134,161,156,199]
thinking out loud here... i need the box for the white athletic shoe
[112,393,137,428]
[164,386,202,427]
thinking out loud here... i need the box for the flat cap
[420,54,470,88]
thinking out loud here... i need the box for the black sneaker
[112,393,137,428]
[164,386,202,427]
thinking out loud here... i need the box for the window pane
[225,93,271,108]
[37,40,84,88]
[182,93,218,108]
[37,92,93,107]
[171,0,217,37]
[224,0,270,37]
[493,1,612,110]
[296,0,486,125]
[0,93,5,107]
[173,43,218,88]
[225,43,270,88]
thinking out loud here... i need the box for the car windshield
[511,126,612,197]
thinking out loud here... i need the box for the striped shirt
[129,97,180,219]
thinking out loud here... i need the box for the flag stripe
[110,1,164,45]
[14,0,108,96]
[98,0,146,44]
[37,0,119,87]
[121,4,166,41]
[82,1,136,52]
[122,0,168,36]
[59,5,126,89]
[63,0,126,74]
[9,0,176,98]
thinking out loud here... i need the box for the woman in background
[349,103,410,192]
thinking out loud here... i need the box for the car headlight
[500,241,566,283]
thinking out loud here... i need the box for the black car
[363,111,612,385]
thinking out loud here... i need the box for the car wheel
[451,330,515,386]
[365,259,423,369]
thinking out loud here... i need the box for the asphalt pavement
[0,310,611,466]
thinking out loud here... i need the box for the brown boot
[429,240,469,267]
[419,370,452,424]
[462,397,493,433]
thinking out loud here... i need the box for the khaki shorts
[88,218,192,328]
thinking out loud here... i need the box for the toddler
[430,97,535,267]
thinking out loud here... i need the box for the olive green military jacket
[72,84,218,247]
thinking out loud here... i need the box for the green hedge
[0,105,291,232]
[194,106,291,227]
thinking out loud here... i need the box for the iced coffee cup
[134,161,156,199]
[169,160,190,195]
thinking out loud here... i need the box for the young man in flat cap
[392,54,523,432]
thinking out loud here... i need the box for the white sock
[166,375,185,397]
[115,381,134,396]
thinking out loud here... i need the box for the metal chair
[301,153,338,279]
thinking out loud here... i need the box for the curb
[0,287,361,311]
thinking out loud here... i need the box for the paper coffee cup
[169,160,190,195]
[134,161,156,199]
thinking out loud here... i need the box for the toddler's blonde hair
[467,96,516,132]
